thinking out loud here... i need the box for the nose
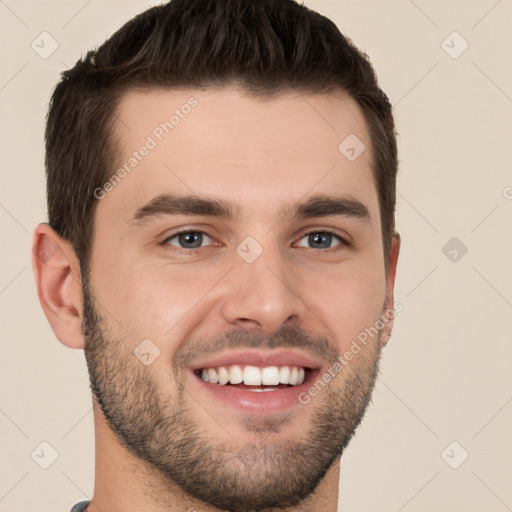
[220,243,306,334]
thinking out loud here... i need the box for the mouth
[189,350,322,413]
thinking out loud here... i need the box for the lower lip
[190,371,318,413]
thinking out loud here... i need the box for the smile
[197,364,307,390]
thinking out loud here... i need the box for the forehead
[102,87,378,224]
[114,87,370,162]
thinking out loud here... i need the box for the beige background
[1,1,511,511]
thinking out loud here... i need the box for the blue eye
[165,231,213,249]
[163,229,348,254]
[296,231,345,249]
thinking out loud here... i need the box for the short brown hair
[45,0,398,275]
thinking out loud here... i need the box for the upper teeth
[200,365,306,386]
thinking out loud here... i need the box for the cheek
[95,258,226,339]
[300,259,385,351]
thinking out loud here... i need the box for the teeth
[289,367,299,385]
[243,365,262,386]
[261,366,280,385]
[218,366,229,385]
[229,365,243,384]
[208,368,219,384]
[199,365,306,386]
[279,366,290,384]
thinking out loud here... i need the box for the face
[82,87,399,510]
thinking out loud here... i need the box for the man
[32,0,400,510]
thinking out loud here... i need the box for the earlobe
[32,224,85,349]
[382,233,401,345]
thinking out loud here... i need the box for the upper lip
[189,349,323,371]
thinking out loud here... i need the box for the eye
[164,230,213,250]
[296,230,347,249]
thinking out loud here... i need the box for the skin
[32,87,400,512]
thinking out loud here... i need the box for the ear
[381,233,401,346]
[32,223,84,349]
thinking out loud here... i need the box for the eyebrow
[129,193,371,225]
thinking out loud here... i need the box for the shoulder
[70,501,90,512]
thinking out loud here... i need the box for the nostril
[235,318,263,329]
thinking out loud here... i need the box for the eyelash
[161,228,350,255]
